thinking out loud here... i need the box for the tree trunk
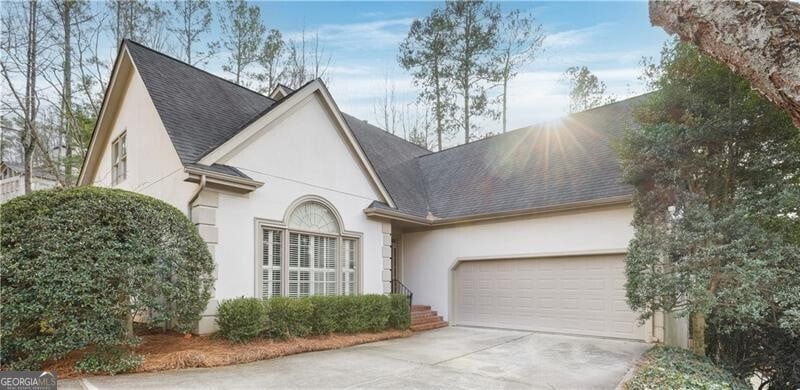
[649,0,800,127]
[23,0,39,194]
[502,76,508,133]
[63,0,73,185]
[690,312,706,356]
[464,89,470,144]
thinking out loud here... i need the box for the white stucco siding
[401,205,635,321]
[89,69,193,211]
[213,95,386,300]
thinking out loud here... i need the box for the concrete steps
[410,304,448,332]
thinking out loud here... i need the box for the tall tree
[168,0,216,66]
[443,0,501,144]
[284,28,331,88]
[255,29,284,93]
[218,0,264,85]
[399,8,454,152]
[562,66,615,113]
[619,41,800,385]
[109,0,169,49]
[1,0,64,191]
[373,71,400,134]
[495,9,544,133]
[48,0,87,185]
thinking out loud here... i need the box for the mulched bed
[45,329,413,379]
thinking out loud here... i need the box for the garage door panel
[454,255,647,340]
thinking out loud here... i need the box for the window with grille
[111,132,127,185]
[261,229,282,298]
[259,200,360,299]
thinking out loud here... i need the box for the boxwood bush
[0,187,215,370]
[217,295,411,341]
[216,298,268,342]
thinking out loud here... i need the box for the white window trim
[254,214,363,299]
[111,131,127,185]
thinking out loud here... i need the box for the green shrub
[387,294,411,330]
[265,297,315,339]
[264,295,410,338]
[625,347,750,390]
[216,298,268,342]
[0,187,215,370]
[74,345,143,375]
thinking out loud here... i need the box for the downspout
[188,174,207,219]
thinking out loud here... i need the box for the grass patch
[625,347,750,390]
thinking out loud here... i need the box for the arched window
[259,199,359,299]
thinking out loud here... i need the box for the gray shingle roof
[123,40,642,221]
[412,97,643,219]
[124,40,275,165]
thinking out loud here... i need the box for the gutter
[364,194,633,227]
[184,166,264,194]
[188,174,207,217]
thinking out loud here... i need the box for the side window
[111,132,127,185]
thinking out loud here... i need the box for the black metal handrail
[390,279,413,307]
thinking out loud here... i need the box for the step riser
[411,311,437,320]
[411,321,448,331]
[412,316,443,326]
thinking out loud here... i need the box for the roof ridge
[123,39,275,104]
[343,113,432,155]
[419,92,651,160]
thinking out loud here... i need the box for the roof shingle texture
[124,40,641,220]
[125,40,275,165]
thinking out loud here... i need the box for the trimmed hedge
[0,187,215,370]
[216,298,268,342]
[216,295,411,341]
[625,347,750,390]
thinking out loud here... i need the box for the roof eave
[364,194,633,227]
[184,167,264,194]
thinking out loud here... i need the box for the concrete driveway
[63,327,650,389]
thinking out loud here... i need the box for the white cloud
[542,22,614,49]
[283,18,414,50]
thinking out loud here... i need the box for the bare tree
[168,0,217,66]
[254,29,285,93]
[650,0,800,127]
[373,71,400,134]
[496,9,544,133]
[284,27,332,88]
[218,0,264,85]
[1,0,64,191]
[109,0,169,50]
[561,66,615,113]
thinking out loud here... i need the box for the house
[79,40,678,343]
[1,161,58,204]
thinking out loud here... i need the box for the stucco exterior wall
[89,69,194,211]
[213,95,387,300]
[400,205,636,321]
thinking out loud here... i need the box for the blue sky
[235,1,670,144]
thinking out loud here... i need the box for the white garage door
[453,254,648,340]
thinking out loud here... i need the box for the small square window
[111,132,127,185]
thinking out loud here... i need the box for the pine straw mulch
[44,329,413,379]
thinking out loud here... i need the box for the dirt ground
[45,330,413,379]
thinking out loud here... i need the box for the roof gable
[124,40,276,164]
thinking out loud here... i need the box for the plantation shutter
[342,238,357,295]
[262,229,282,298]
